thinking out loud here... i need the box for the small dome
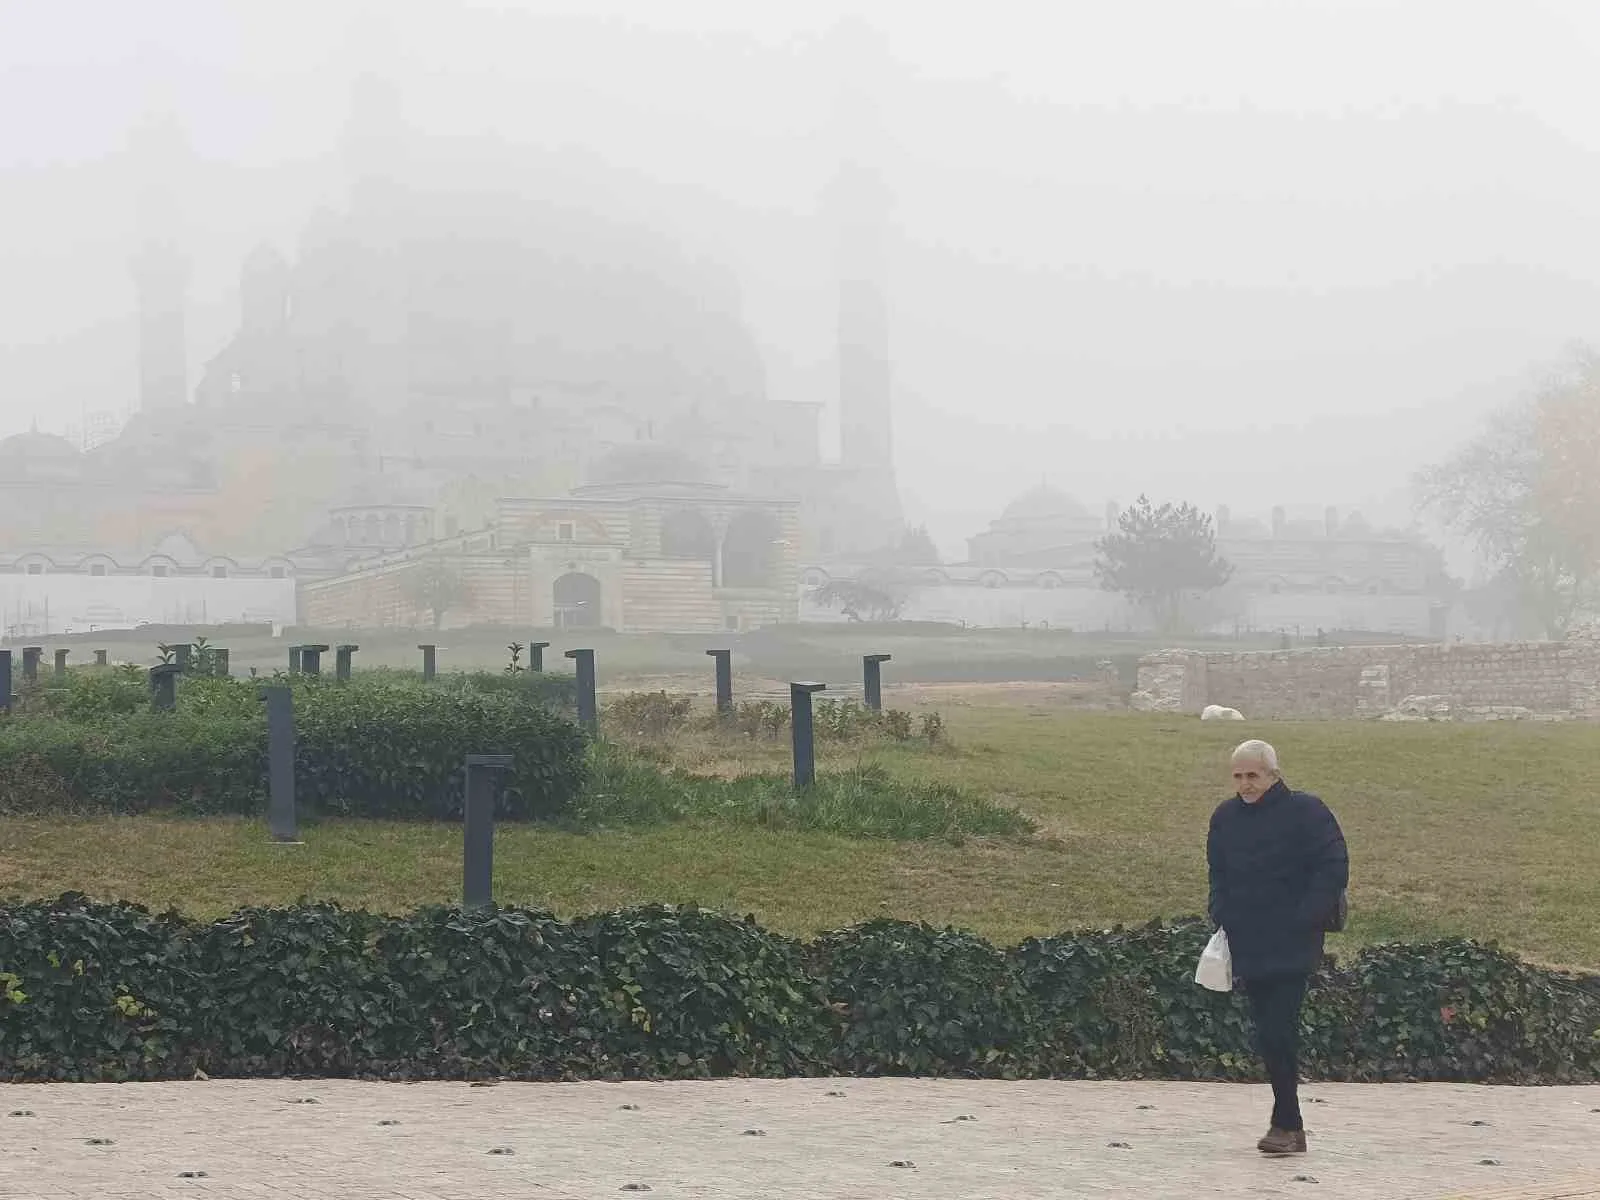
[1000,485,1088,522]
[0,430,81,461]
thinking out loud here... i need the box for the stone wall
[1133,635,1600,720]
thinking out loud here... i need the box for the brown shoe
[1257,1127,1307,1155]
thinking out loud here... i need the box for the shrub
[0,893,200,1081]
[189,903,396,1076]
[293,678,587,819]
[571,746,1032,841]
[0,675,588,820]
[605,691,694,738]
[575,904,833,1077]
[814,918,1034,1076]
[0,898,1596,1084]
[375,904,613,1080]
[716,698,944,747]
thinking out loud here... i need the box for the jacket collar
[1239,778,1290,807]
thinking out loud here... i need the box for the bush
[572,746,1032,841]
[0,893,200,1081]
[814,919,1033,1075]
[4,898,1592,1084]
[604,691,693,738]
[575,904,833,1077]
[0,675,588,820]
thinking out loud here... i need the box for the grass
[2,689,1598,967]
[575,744,1033,841]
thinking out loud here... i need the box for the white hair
[1231,739,1280,774]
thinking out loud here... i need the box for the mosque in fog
[0,22,1450,638]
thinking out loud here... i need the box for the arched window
[722,510,781,588]
[660,508,716,561]
[553,571,602,628]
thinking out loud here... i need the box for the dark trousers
[1243,972,1308,1132]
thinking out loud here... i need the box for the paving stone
[0,1079,1595,1199]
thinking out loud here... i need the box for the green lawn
[3,692,1597,967]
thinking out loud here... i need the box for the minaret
[830,18,896,476]
[128,112,191,412]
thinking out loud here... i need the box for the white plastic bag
[1195,928,1233,992]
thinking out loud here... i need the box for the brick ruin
[1132,628,1600,721]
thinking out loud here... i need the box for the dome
[587,444,711,487]
[0,430,80,460]
[1000,485,1089,523]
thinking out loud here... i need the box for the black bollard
[259,685,300,843]
[288,646,303,674]
[21,646,41,682]
[94,649,108,667]
[529,641,550,673]
[149,664,181,712]
[53,649,69,681]
[419,644,436,681]
[299,644,328,677]
[0,649,11,714]
[336,644,359,682]
[790,681,826,788]
[863,653,892,712]
[565,648,597,733]
[706,649,733,715]
[462,754,514,909]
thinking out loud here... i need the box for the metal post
[0,650,11,714]
[863,654,891,712]
[21,647,41,682]
[707,649,733,715]
[53,649,69,681]
[529,641,550,673]
[94,649,108,667]
[463,754,513,909]
[564,648,597,733]
[288,646,303,674]
[336,644,358,682]
[259,685,300,843]
[419,644,436,681]
[299,644,328,677]
[173,643,193,673]
[790,681,826,789]
[149,664,181,712]
[213,648,230,677]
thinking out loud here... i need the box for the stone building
[301,472,800,633]
[805,490,1453,636]
[1,43,903,635]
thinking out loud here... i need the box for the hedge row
[3,895,1596,1084]
[0,673,586,819]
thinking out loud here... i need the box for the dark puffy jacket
[1206,779,1348,981]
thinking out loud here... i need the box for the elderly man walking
[1207,739,1348,1156]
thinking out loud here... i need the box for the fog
[5,0,1600,564]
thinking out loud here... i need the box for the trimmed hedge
[0,675,587,820]
[2,895,1596,1084]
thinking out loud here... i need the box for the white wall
[800,583,1134,630]
[0,576,296,637]
[798,581,1440,636]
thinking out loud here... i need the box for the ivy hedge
[0,673,586,820]
[3,895,1596,1084]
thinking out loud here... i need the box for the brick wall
[1134,636,1600,719]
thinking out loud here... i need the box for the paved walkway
[2,1078,1596,1199]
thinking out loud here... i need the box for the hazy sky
[5,0,1600,563]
